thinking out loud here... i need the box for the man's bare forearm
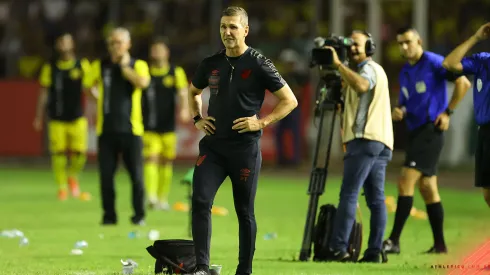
[338,63,370,93]
[448,77,471,110]
[35,89,48,118]
[443,36,479,70]
[189,93,202,118]
[259,98,297,128]
[121,67,149,88]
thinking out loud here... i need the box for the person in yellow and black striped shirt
[33,33,93,201]
[142,37,190,210]
[90,28,150,226]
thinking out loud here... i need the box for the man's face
[150,43,169,63]
[56,34,74,55]
[220,15,249,49]
[397,31,420,60]
[350,32,368,63]
[107,32,130,58]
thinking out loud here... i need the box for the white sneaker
[157,201,170,211]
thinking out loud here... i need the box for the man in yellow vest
[323,30,394,263]
[142,37,190,210]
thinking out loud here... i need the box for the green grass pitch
[0,166,487,275]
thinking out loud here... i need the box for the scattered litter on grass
[1,229,24,238]
[1,229,29,247]
[121,259,138,274]
[173,202,189,212]
[71,248,83,255]
[128,231,140,239]
[148,230,160,241]
[19,237,29,246]
[211,206,229,216]
[385,196,428,220]
[74,240,88,249]
[79,192,92,201]
[263,232,277,240]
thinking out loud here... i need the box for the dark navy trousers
[329,138,392,255]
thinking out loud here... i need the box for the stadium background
[1,0,490,183]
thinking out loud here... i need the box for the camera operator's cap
[279,48,300,63]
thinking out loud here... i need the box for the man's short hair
[396,26,420,37]
[110,27,131,42]
[56,32,72,40]
[352,30,372,39]
[151,36,170,47]
[221,6,248,26]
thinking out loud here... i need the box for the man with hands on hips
[187,6,298,275]
[323,30,394,263]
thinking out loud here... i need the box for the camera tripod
[299,74,343,262]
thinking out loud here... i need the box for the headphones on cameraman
[364,31,376,56]
[355,30,376,57]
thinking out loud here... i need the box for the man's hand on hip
[232,115,263,133]
[195,116,216,135]
[435,112,450,131]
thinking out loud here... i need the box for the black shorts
[404,123,444,177]
[475,124,490,188]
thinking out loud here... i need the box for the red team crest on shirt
[208,69,220,95]
[241,69,252,79]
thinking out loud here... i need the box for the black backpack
[146,239,196,274]
[312,204,363,262]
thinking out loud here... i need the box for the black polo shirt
[191,47,286,143]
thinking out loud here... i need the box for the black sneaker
[424,246,448,254]
[327,250,351,262]
[101,216,117,225]
[358,250,388,263]
[131,216,145,226]
[101,220,117,226]
[382,239,400,254]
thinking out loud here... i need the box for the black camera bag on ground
[146,239,196,274]
[312,204,362,262]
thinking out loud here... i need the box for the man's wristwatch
[445,108,454,116]
[193,115,202,124]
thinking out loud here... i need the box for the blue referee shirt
[399,51,457,131]
[461,52,490,125]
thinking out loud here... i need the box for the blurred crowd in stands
[1,0,489,165]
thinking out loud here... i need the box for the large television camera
[309,35,353,110]
[310,35,353,69]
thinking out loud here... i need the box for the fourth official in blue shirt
[442,22,490,208]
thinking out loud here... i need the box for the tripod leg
[299,101,338,261]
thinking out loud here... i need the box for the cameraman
[324,30,394,263]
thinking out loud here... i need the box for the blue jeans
[329,138,392,255]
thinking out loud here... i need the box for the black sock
[426,202,446,249]
[389,196,413,244]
